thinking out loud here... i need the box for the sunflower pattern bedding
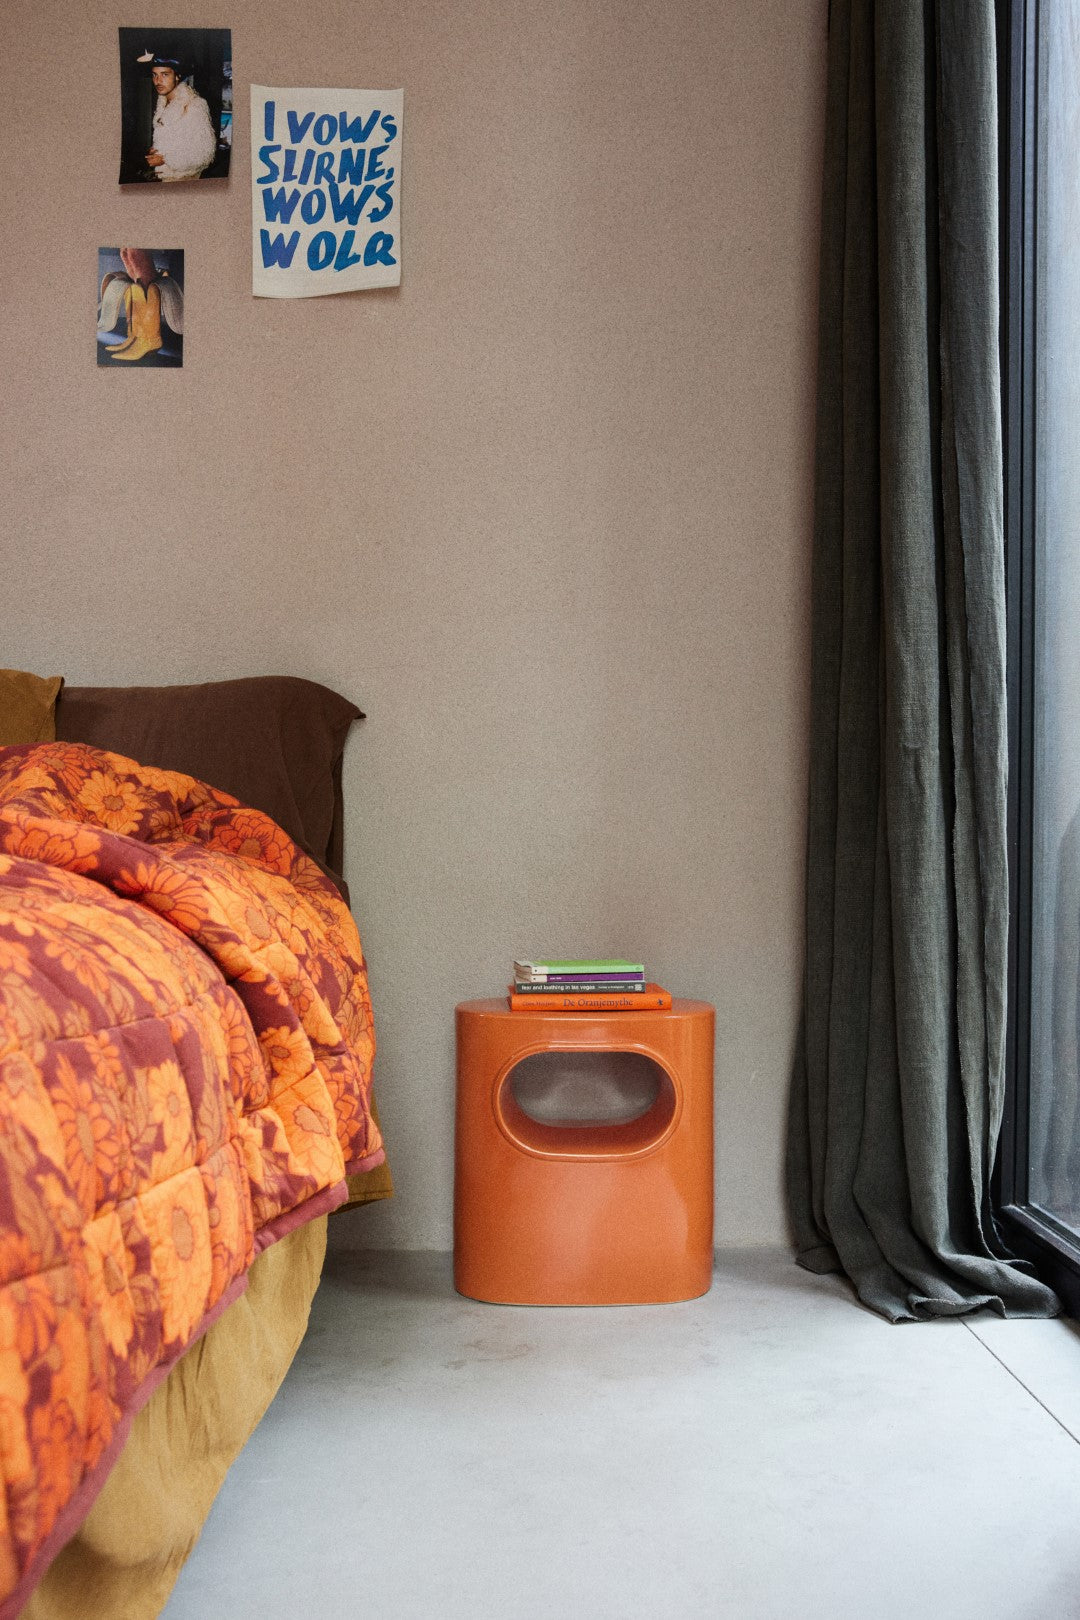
[0,743,381,1617]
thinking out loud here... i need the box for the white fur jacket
[152,82,217,181]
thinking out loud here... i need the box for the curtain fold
[787,0,1059,1321]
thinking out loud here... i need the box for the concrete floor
[163,1250,1080,1620]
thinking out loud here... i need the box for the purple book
[513,975,648,991]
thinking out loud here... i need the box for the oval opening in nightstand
[496,1049,677,1158]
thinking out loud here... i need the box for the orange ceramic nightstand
[453,997,715,1306]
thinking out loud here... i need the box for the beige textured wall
[1,0,826,1249]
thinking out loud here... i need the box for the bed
[0,672,390,1618]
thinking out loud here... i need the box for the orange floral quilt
[0,743,381,1617]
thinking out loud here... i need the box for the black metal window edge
[997,0,1080,1316]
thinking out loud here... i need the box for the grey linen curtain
[787,0,1059,1321]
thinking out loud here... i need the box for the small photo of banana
[97,247,185,369]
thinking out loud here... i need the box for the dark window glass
[1001,0,1080,1307]
[1027,3,1080,1238]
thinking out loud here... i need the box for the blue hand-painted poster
[250,86,403,297]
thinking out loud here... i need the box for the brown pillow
[0,670,64,745]
[54,676,362,881]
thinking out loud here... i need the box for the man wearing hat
[142,53,217,181]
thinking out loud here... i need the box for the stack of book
[508,959,672,1012]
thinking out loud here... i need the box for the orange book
[507,984,672,1012]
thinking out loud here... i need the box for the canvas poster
[250,86,403,298]
[97,249,184,367]
[118,28,232,184]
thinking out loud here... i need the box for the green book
[513,958,645,978]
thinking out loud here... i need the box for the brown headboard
[55,675,363,892]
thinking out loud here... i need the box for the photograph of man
[118,29,232,184]
[146,55,216,180]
